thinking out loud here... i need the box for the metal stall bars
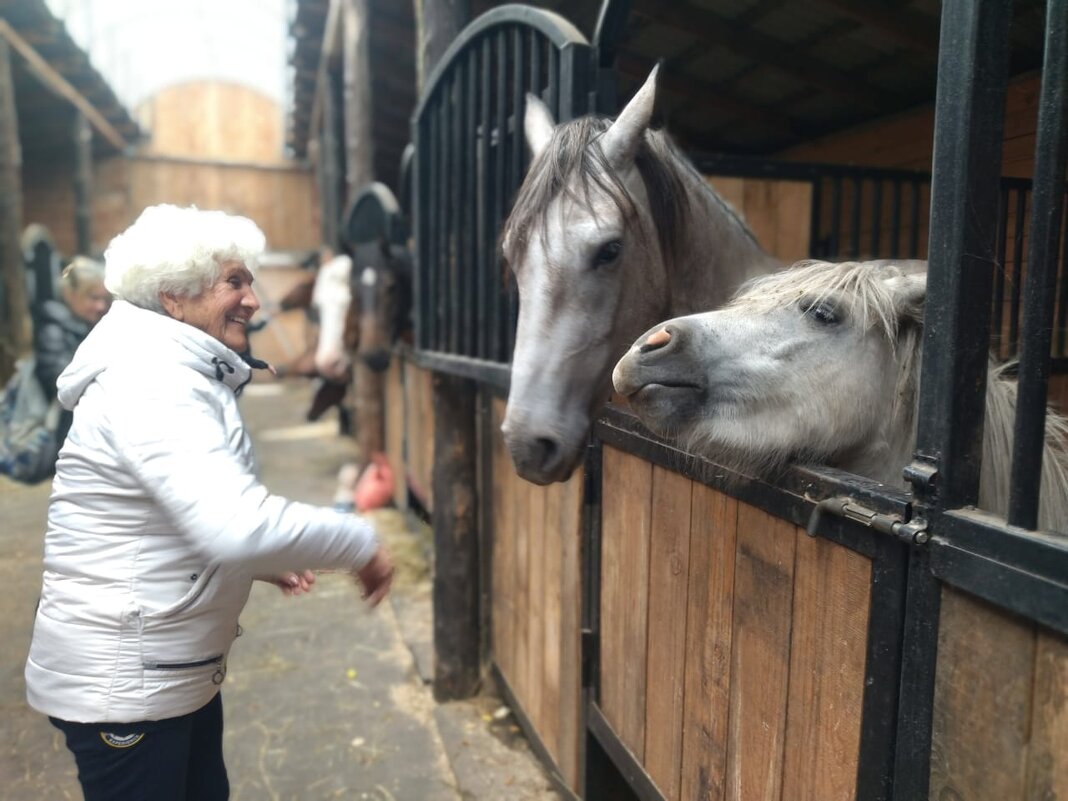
[898,0,1068,798]
[411,4,591,382]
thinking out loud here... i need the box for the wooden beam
[308,0,343,148]
[0,19,127,152]
[342,0,374,194]
[0,36,28,381]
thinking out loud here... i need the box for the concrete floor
[0,378,561,801]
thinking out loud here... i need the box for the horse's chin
[626,383,705,438]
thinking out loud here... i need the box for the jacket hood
[57,300,252,409]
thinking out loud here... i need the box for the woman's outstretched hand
[262,569,316,596]
[353,547,394,607]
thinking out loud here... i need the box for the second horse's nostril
[639,327,672,354]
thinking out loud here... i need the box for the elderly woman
[32,256,110,450]
[24,205,393,801]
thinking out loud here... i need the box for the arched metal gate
[407,2,1068,799]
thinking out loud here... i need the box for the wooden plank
[491,398,515,682]
[680,484,738,801]
[431,372,480,700]
[643,466,693,800]
[1026,628,1068,800]
[541,479,564,766]
[725,502,797,801]
[930,587,1035,800]
[557,468,584,792]
[600,446,653,759]
[526,479,548,735]
[386,359,405,507]
[512,456,532,712]
[0,35,27,381]
[780,534,872,801]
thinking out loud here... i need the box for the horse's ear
[886,271,927,324]
[601,64,659,166]
[525,93,555,159]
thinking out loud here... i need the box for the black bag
[0,357,61,483]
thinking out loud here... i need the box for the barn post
[0,36,28,383]
[341,0,373,199]
[319,77,340,250]
[416,0,481,700]
[341,0,385,470]
[73,109,92,255]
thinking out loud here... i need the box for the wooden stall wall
[405,364,435,511]
[386,357,406,508]
[930,587,1068,799]
[706,177,813,264]
[598,445,873,801]
[490,398,584,792]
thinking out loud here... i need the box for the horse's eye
[803,300,841,326]
[593,240,623,268]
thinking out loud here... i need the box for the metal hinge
[806,497,929,545]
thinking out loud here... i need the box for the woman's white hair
[104,204,266,312]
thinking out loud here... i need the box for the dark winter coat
[32,299,91,447]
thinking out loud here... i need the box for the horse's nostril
[640,327,672,354]
[535,437,559,466]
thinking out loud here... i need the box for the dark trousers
[49,693,229,801]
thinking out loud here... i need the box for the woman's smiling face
[163,260,260,352]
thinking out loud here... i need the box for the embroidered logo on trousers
[100,732,145,748]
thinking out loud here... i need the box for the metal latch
[806,497,929,545]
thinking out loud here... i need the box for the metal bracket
[806,497,929,545]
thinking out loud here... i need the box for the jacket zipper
[143,654,226,685]
[143,655,222,670]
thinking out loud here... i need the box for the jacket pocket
[143,653,226,685]
[142,566,219,620]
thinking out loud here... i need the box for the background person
[24,204,393,801]
[32,256,110,450]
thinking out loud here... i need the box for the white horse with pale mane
[501,66,781,485]
[613,259,1068,532]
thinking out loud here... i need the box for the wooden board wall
[136,81,286,164]
[930,586,1068,800]
[706,177,812,264]
[20,154,319,258]
[490,397,584,791]
[599,445,872,801]
[405,365,435,511]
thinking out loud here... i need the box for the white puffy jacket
[25,301,378,723]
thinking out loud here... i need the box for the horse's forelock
[730,260,913,344]
[503,117,690,270]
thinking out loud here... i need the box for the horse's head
[501,66,684,485]
[345,239,412,373]
[312,253,354,379]
[613,260,928,481]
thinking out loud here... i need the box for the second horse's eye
[803,300,841,326]
[593,240,623,268]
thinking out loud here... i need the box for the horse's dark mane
[503,115,695,268]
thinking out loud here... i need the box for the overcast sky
[44,0,290,110]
